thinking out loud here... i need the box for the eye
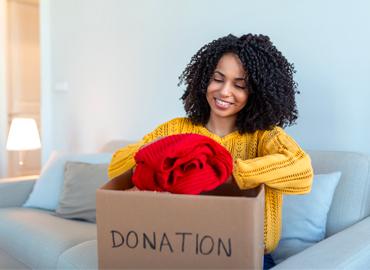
[235,84,246,89]
[213,78,223,82]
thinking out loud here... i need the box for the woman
[108,34,313,269]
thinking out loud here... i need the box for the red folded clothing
[132,134,233,194]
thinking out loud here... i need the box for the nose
[220,82,232,97]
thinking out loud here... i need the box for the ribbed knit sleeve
[107,118,185,179]
[233,127,313,194]
[107,128,162,180]
[108,140,145,179]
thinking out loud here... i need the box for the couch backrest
[100,140,135,153]
[307,150,370,237]
[101,141,370,238]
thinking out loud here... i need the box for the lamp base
[18,151,24,166]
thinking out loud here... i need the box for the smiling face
[206,53,249,124]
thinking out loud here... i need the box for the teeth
[215,98,232,108]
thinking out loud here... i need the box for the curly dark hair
[178,33,299,133]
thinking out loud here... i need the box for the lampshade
[6,118,41,151]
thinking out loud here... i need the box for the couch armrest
[0,175,38,207]
[272,216,370,269]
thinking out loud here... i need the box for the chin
[211,109,237,119]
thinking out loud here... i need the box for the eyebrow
[214,70,245,81]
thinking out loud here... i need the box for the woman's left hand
[225,174,235,184]
[126,186,140,191]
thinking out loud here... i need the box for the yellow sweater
[108,117,313,253]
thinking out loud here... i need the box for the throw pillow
[55,162,109,222]
[271,171,341,264]
[23,151,113,210]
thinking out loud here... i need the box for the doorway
[0,0,40,177]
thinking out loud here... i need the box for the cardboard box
[96,170,265,269]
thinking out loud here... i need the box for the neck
[206,115,237,137]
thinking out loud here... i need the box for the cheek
[205,88,213,103]
[206,81,219,93]
[206,87,214,98]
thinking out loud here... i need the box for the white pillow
[23,151,113,210]
[271,171,341,264]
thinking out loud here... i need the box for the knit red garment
[132,134,233,194]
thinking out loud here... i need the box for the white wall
[0,0,8,177]
[41,0,370,162]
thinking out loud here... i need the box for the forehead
[214,53,246,77]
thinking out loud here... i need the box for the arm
[271,216,370,269]
[0,175,38,207]
[108,140,145,180]
[233,127,313,194]
[108,122,168,180]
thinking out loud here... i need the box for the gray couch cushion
[0,208,96,269]
[0,176,37,207]
[57,240,98,269]
[0,248,29,269]
[307,150,370,236]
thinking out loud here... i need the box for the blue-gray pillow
[54,162,109,222]
[271,172,341,264]
[23,151,113,210]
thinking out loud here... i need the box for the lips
[214,98,234,109]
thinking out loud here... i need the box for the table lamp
[6,117,41,166]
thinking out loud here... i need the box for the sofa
[0,140,369,269]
